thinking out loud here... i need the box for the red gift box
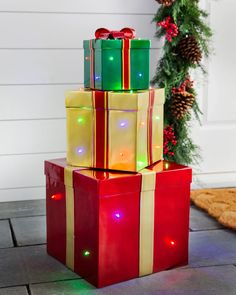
[45,158,192,288]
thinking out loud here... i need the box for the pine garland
[152,0,212,165]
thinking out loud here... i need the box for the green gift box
[83,39,150,91]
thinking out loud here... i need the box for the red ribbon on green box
[89,40,94,88]
[90,28,136,90]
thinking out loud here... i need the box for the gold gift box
[65,88,164,172]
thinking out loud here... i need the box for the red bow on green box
[95,28,136,40]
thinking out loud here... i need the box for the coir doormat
[191,188,236,230]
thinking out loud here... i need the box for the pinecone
[156,0,176,7]
[171,91,195,120]
[177,36,202,64]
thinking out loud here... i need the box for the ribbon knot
[95,27,135,40]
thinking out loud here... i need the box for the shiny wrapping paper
[66,88,164,172]
[83,39,150,90]
[45,158,192,288]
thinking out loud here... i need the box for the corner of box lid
[98,173,142,197]
[72,169,104,189]
[44,158,67,184]
[65,90,77,106]
[44,160,50,175]
[131,39,151,48]
[83,39,91,48]
[154,88,165,104]
[65,89,93,108]
[159,163,192,184]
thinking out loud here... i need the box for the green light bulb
[137,156,147,169]
[137,161,144,168]
[83,250,90,257]
[109,56,114,61]
[77,117,84,124]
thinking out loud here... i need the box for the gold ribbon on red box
[64,166,156,276]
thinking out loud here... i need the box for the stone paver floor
[0,200,235,295]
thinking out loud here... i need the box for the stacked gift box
[45,27,192,288]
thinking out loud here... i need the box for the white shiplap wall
[0,1,161,201]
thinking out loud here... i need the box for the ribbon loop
[95,27,135,40]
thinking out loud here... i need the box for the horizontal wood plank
[0,120,66,154]
[0,0,158,14]
[0,13,159,48]
[0,49,159,84]
[0,49,82,84]
[0,153,65,190]
[0,187,45,202]
[0,85,78,120]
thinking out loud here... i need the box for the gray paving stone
[0,286,28,295]
[0,245,78,288]
[190,206,223,231]
[30,265,236,295]
[190,229,236,267]
[0,200,45,219]
[0,220,13,249]
[11,216,46,246]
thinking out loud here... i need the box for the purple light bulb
[119,121,127,128]
[114,212,121,219]
[77,147,84,154]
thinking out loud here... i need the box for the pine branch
[152,0,212,165]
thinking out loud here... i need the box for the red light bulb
[50,193,62,201]
[164,237,176,247]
